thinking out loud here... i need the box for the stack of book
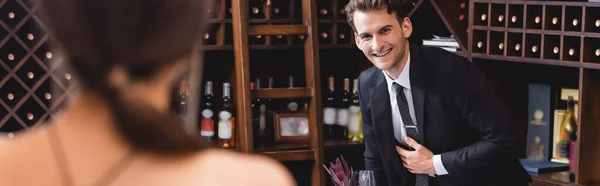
[422,35,460,52]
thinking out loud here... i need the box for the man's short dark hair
[344,0,414,33]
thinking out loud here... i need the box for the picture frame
[273,112,310,143]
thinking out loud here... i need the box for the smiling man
[345,0,532,186]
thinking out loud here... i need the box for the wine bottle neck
[223,83,230,98]
[205,81,213,95]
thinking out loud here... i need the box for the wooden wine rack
[201,0,358,51]
[468,1,600,186]
[0,0,75,137]
[469,0,600,68]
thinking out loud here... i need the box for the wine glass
[350,170,376,186]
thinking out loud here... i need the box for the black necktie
[393,82,428,186]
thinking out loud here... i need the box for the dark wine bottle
[200,81,215,143]
[323,76,337,140]
[336,78,350,140]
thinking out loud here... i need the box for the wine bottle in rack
[200,81,215,143]
[489,31,504,55]
[251,82,262,148]
[218,82,236,149]
[339,0,348,20]
[458,1,467,22]
[473,30,487,54]
[226,0,232,19]
[508,4,523,28]
[507,32,522,57]
[318,6,330,19]
[337,24,351,44]
[286,76,299,112]
[267,77,274,104]
[272,34,288,45]
[525,34,541,58]
[179,79,188,117]
[565,6,582,32]
[543,35,560,60]
[526,5,542,29]
[249,0,265,19]
[293,35,306,44]
[249,34,266,45]
[255,78,267,141]
[545,6,561,31]
[336,78,350,140]
[348,79,363,142]
[585,14,600,33]
[583,37,600,63]
[317,0,333,19]
[203,24,219,45]
[318,24,333,44]
[474,3,488,26]
[323,76,337,140]
[563,36,580,62]
[263,77,275,146]
[490,4,505,27]
[271,0,288,19]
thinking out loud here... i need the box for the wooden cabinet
[468,1,600,186]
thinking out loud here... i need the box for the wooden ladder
[230,0,324,185]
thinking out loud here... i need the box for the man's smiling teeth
[373,49,391,57]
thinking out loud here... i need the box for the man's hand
[396,137,436,174]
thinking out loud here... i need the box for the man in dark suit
[344,0,533,185]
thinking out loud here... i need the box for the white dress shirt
[382,54,449,176]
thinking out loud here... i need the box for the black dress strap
[48,126,136,186]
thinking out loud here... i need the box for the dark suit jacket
[357,44,532,186]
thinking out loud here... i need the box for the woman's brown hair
[37,0,211,156]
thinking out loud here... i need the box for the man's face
[353,8,412,71]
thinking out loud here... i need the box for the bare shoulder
[0,127,51,185]
[196,149,296,186]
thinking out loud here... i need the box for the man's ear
[401,17,413,39]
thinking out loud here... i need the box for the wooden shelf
[473,0,600,7]
[529,171,595,186]
[259,149,315,161]
[472,26,600,38]
[251,88,312,99]
[324,139,364,149]
[470,53,592,69]
[255,143,314,161]
[320,44,355,49]
[248,25,308,35]
[202,44,358,50]
[317,20,348,24]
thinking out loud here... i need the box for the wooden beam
[301,0,325,185]
[231,0,253,153]
[248,25,309,35]
[251,88,312,99]
[260,150,315,161]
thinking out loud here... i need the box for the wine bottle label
[349,109,361,133]
[202,109,214,118]
[200,117,214,137]
[337,108,349,126]
[323,107,337,125]
[218,111,233,139]
[349,105,360,114]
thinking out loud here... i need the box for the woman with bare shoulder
[0,0,296,186]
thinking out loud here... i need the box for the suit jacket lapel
[369,71,406,185]
[409,44,427,145]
